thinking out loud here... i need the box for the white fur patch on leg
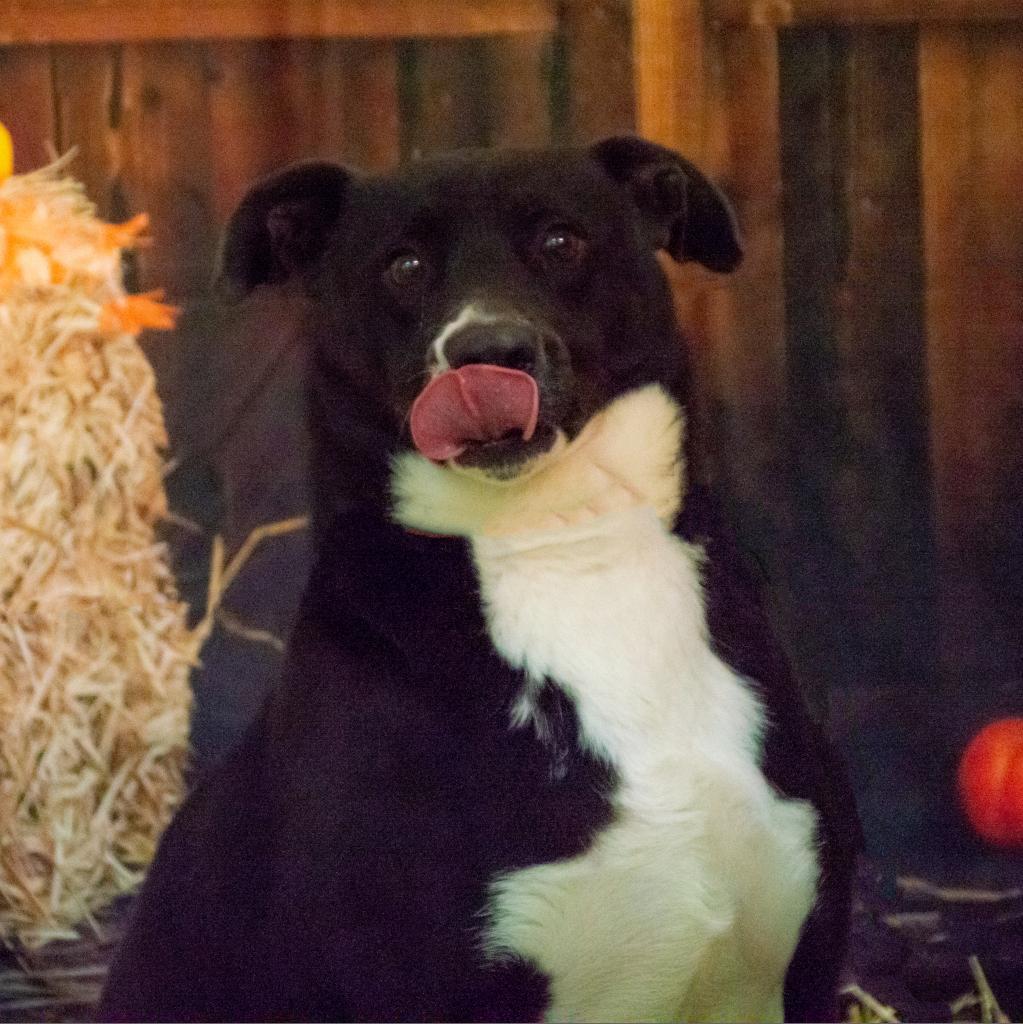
[473,510,820,1023]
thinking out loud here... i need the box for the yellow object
[0,121,13,179]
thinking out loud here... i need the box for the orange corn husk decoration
[100,291,180,335]
[101,211,150,249]
[0,172,163,301]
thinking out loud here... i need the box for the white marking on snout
[430,303,504,373]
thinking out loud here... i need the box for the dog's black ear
[590,136,742,273]
[216,161,351,300]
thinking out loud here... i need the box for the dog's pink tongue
[411,365,540,462]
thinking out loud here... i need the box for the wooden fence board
[920,24,1023,723]
[0,47,55,172]
[774,27,938,714]
[119,40,218,476]
[633,0,706,157]
[560,0,635,144]
[714,25,786,444]
[402,39,490,157]
[119,42,217,298]
[336,42,401,171]
[208,38,401,190]
[678,25,829,717]
[51,45,121,217]
[632,0,733,412]
[207,40,336,220]
[401,33,552,158]
[675,22,767,491]
[712,0,1023,25]
[632,0,716,413]
[711,25,791,590]
[486,34,552,148]
[0,0,557,45]
[831,28,937,692]
[776,27,866,701]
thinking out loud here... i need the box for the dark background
[1,0,1020,888]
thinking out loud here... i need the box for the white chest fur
[473,514,819,1023]
[390,385,820,1023]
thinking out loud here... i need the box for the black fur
[100,138,859,1022]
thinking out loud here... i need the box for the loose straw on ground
[843,983,902,1023]
[967,955,1011,1024]
[844,959,1014,1024]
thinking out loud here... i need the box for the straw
[0,160,190,948]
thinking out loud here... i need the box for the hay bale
[0,159,192,947]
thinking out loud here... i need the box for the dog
[100,136,860,1023]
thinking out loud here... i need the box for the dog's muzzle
[413,313,568,473]
[410,364,540,463]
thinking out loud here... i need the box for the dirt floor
[1,854,1020,1023]
[846,859,1021,1022]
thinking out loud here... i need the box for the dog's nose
[443,321,542,375]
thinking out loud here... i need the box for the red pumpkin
[958,718,1023,848]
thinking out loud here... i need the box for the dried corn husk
[0,158,192,947]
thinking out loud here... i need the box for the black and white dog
[101,137,859,1023]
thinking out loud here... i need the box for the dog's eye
[387,250,427,289]
[536,225,587,266]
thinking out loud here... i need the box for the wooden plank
[118,43,217,297]
[560,0,635,144]
[716,27,786,419]
[632,0,707,156]
[119,44,218,522]
[671,21,747,492]
[209,37,400,206]
[920,25,1023,724]
[776,27,865,700]
[711,0,1023,26]
[830,28,937,692]
[0,47,56,172]
[693,27,810,708]
[705,26,788,541]
[51,45,120,216]
[485,33,552,148]
[401,39,489,158]
[631,0,713,350]
[337,42,401,171]
[0,0,557,45]
[207,40,330,221]
[631,0,721,358]
[631,0,732,491]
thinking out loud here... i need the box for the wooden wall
[0,0,637,762]
[2,1,1020,865]
[636,1,1023,871]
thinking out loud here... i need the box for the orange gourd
[958,718,1023,848]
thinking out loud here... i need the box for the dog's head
[219,138,741,529]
